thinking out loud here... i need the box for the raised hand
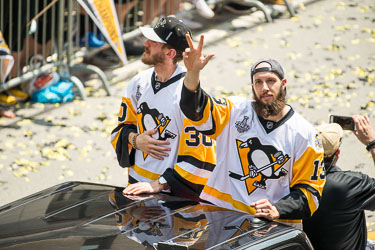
[183,34,214,92]
[184,34,214,72]
[352,114,375,146]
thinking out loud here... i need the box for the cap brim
[139,26,166,44]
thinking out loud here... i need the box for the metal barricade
[0,0,294,104]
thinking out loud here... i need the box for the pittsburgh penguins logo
[229,137,290,195]
[137,102,177,159]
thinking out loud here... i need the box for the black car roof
[0,182,313,249]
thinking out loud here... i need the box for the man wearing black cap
[110,17,216,200]
[179,35,325,228]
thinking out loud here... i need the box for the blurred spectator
[0,106,15,118]
[303,115,375,250]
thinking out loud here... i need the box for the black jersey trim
[294,183,321,201]
[151,71,186,94]
[177,155,216,172]
[128,175,138,184]
[257,105,295,134]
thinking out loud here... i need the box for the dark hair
[162,44,183,64]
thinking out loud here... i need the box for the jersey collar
[257,105,294,134]
[151,67,186,94]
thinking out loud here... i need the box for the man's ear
[165,48,177,59]
[282,78,287,87]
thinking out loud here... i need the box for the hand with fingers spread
[352,114,375,164]
[130,128,171,160]
[352,114,375,146]
[123,180,165,195]
[183,34,215,92]
[250,199,280,221]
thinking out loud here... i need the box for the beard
[141,49,165,65]
[252,85,286,119]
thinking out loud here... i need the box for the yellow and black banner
[0,30,14,83]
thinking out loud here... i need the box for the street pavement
[0,0,374,232]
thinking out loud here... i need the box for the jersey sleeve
[110,79,138,167]
[180,83,233,140]
[163,118,217,201]
[346,171,375,211]
[275,128,325,219]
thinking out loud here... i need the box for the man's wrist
[129,132,139,150]
[366,139,375,151]
[158,176,170,190]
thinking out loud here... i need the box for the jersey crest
[229,137,290,195]
[137,102,177,160]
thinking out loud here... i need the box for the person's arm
[183,34,214,92]
[123,124,217,199]
[180,34,214,122]
[353,114,375,165]
[111,90,139,167]
[111,123,137,167]
[274,129,326,220]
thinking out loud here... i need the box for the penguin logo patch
[137,102,177,160]
[229,137,290,195]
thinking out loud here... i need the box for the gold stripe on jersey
[298,186,318,216]
[111,127,123,151]
[290,146,325,197]
[174,164,208,185]
[276,219,302,223]
[119,96,137,125]
[202,185,256,215]
[210,97,233,140]
[185,97,233,141]
[201,204,235,213]
[131,164,161,181]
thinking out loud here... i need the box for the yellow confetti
[16,119,32,126]
[65,170,74,176]
[236,69,246,76]
[351,38,360,44]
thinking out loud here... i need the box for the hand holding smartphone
[329,115,355,130]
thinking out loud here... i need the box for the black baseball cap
[250,58,285,82]
[139,16,192,52]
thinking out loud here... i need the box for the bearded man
[179,35,325,228]
[111,17,216,200]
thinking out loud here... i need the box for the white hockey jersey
[186,95,325,226]
[111,65,215,186]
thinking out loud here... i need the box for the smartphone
[329,115,355,130]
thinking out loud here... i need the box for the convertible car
[0,182,313,249]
